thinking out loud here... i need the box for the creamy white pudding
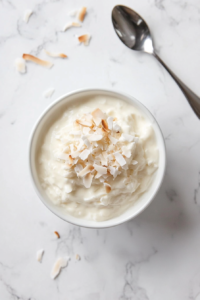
[37,96,158,221]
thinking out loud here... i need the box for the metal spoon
[112,5,200,118]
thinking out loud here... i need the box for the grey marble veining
[0,0,200,299]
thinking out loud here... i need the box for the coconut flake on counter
[54,231,60,238]
[51,257,69,279]
[63,21,81,31]
[44,49,67,58]
[75,254,81,261]
[78,7,87,22]
[22,54,53,68]
[23,9,33,23]
[43,88,55,98]
[15,58,26,73]
[36,249,44,262]
[78,34,91,46]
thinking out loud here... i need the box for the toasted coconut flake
[15,58,26,73]
[108,135,118,145]
[22,54,53,68]
[93,117,101,126]
[74,164,83,173]
[43,87,55,98]
[54,231,60,239]
[113,122,121,132]
[78,7,87,22]
[109,166,119,179]
[36,249,44,262]
[79,149,90,160]
[88,134,103,142]
[122,164,128,170]
[63,21,81,31]
[82,127,91,135]
[132,160,138,165]
[23,9,33,23]
[104,182,111,194]
[75,254,81,261]
[69,155,74,164]
[91,108,105,126]
[122,146,131,158]
[64,163,73,169]
[120,133,135,142]
[95,172,102,179]
[114,153,126,166]
[57,153,69,161]
[102,119,109,131]
[71,151,80,158]
[83,173,93,188]
[100,152,107,166]
[93,164,107,175]
[51,257,69,279]
[63,145,69,152]
[44,49,67,58]
[81,135,91,148]
[107,116,113,130]
[70,143,75,153]
[77,119,93,127]
[69,130,82,136]
[78,34,91,46]
[78,164,94,177]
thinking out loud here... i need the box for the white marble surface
[0,0,200,299]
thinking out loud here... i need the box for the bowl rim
[28,87,166,228]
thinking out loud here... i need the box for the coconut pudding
[37,96,158,221]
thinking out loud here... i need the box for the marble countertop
[1,0,200,299]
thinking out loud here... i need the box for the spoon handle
[154,53,200,119]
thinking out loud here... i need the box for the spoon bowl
[112,5,154,53]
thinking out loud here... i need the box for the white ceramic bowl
[29,88,166,228]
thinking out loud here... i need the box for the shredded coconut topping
[53,108,141,189]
